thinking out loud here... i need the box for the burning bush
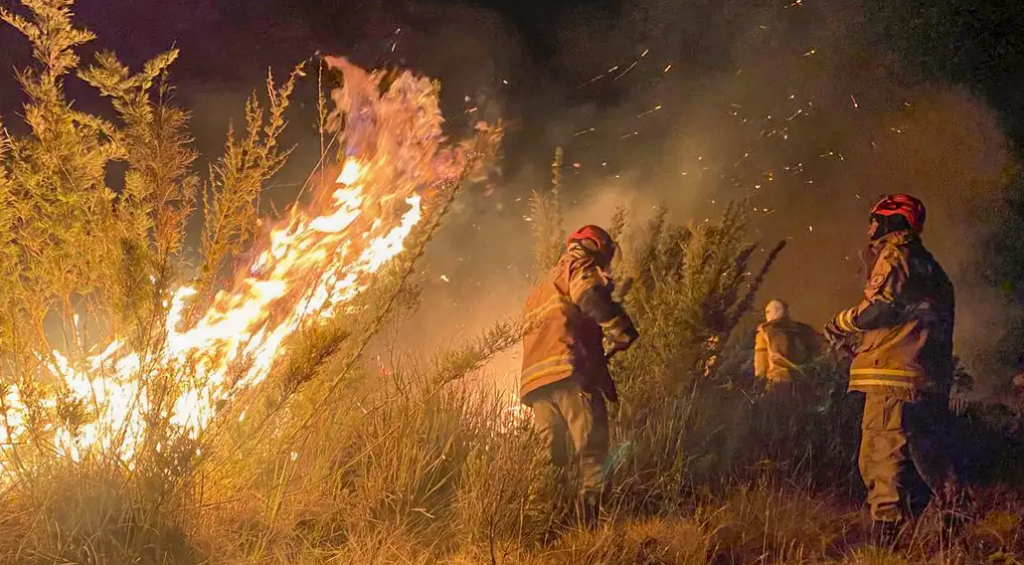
[3,2,1024,565]
[0,0,499,561]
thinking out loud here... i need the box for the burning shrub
[0,0,498,561]
[3,3,1024,565]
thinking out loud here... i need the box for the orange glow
[0,58,491,479]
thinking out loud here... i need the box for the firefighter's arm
[826,249,904,337]
[753,326,769,379]
[570,264,639,355]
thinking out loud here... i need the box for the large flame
[0,58,486,476]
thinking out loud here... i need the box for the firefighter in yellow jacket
[520,225,639,525]
[824,194,962,546]
[754,299,821,390]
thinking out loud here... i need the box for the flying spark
[613,48,650,81]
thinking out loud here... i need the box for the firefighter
[754,299,821,390]
[1011,359,1024,418]
[823,194,963,546]
[520,225,639,526]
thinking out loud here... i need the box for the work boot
[580,492,602,530]
[870,520,901,549]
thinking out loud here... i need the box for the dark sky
[1,0,1022,185]
[3,0,1022,150]
[3,0,1024,387]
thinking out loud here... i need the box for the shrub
[3,3,1024,565]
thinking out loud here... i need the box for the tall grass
[2,2,1024,565]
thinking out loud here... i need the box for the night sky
[3,1,1022,157]
[2,0,1024,387]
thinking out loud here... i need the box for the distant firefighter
[520,225,639,527]
[823,194,965,547]
[1011,362,1024,416]
[753,299,821,389]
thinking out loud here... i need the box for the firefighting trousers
[858,393,959,523]
[529,379,610,498]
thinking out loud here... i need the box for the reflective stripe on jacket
[754,318,821,382]
[520,249,619,403]
[833,231,955,398]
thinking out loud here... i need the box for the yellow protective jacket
[830,231,955,398]
[520,247,636,403]
[754,318,821,383]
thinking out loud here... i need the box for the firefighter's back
[849,234,955,396]
[520,261,575,402]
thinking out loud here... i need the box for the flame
[0,58,489,478]
[30,160,421,464]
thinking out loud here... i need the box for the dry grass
[2,2,1024,565]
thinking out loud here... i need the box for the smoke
[4,0,1011,389]
[381,0,1019,391]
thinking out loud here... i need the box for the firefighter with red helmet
[520,225,639,526]
[824,194,965,546]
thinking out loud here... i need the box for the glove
[823,319,854,358]
[604,341,624,361]
[611,277,634,303]
[823,319,843,345]
[603,316,639,360]
[603,333,633,360]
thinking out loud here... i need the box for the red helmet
[566,225,616,260]
[870,194,926,233]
